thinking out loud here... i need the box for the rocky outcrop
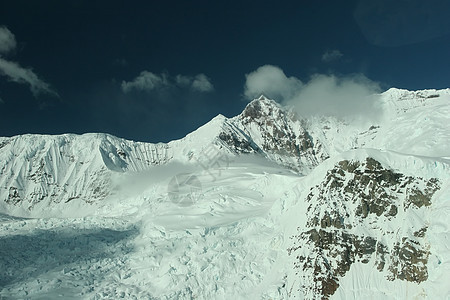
[287,157,440,299]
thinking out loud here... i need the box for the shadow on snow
[0,226,138,289]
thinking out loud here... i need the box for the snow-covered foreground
[0,215,137,299]
[0,158,300,299]
[2,151,450,299]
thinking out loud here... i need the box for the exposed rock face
[218,96,328,173]
[217,130,261,154]
[287,157,440,299]
[239,99,314,157]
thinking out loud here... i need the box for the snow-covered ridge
[2,87,450,211]
[0,94,325,211]
[1,88,450,299]
[0,133,173,212]
[379,87,450,116]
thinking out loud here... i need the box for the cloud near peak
[243,64,382,121]
[122,71,214,93]
[289,73,382,119]
[244,65,303,101]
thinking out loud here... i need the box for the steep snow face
[0,133,173,212]
[0,114,239,212]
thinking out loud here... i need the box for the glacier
[1,88,450,299]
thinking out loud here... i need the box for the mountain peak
[256,94,269,101]
[241,95,282,120]
[252,94,277,104]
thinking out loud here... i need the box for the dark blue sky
[1,0,449,142]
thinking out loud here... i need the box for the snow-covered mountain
[0,95,326,211]
[1,88,450,299]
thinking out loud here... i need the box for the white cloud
[244,65,382,121]
[191,74,214,92]
[0,26,58,98]
[122,71,214,93]
[321,49,343,62]
[0,26,16,55]
[287,73,382,120]
[244,65,303,101]
[121,71,170,93]
[0,58,58,97]
[175,74,192,87]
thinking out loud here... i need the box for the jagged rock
[389,238,430,283]
[288,156,440,299]
[218,132,258,153]
[219,97,326,172]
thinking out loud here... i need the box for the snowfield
[1,158,300,299]
[1,88,450,299]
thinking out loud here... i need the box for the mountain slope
[285,149,450,299]
[0,95,326,212]
[1,88,450,299]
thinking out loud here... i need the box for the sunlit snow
[1,88,450,299]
